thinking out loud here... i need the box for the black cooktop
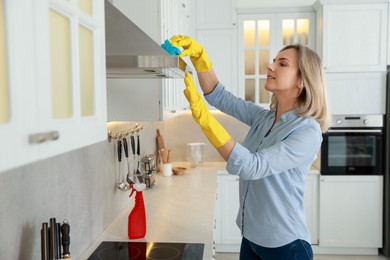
[87,241,204,260]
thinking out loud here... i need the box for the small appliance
[142,153,156,188]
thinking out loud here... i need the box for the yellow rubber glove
[183,72,231,148]
[170,35,212,73]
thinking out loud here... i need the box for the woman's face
[265,48,301,98]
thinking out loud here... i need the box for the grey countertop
[79,162,227,260]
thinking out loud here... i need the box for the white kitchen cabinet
[304,173,319,245]
[109,0,192,121]
[237,10,315,105]
[0,0,107,173]
[319,175,383,248]
[326,72,387,115]
[197,29,238,97]
[215,174,241,252]
[196,0,237,29]
[215,171,319,252]
[314,2,388,72]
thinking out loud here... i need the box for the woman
[170,35,329,260]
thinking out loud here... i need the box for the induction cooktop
[87,241,204,260]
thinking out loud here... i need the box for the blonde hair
[269,44,330,132]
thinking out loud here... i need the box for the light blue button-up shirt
[205,83,322,248]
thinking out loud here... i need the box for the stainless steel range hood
[105,1,187,79]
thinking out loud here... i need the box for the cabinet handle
[29,131,60,144]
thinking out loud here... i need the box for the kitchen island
[80,162,227,259]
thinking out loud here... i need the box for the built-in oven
[321,115,384,175]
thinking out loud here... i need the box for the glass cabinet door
[238,12,315,106]
[240,15,276,105]
[277,13,315,48]
[48,0,97,121]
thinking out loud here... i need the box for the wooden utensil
[167,149,171,163]
[156,129,165,151]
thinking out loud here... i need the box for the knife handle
[61,220,71,258]
[123,138,129,158]
[49,218,56,260]
[117,140,122,162]
[131,135,135,156]
[41,222,49,260]
[137,135,140,156]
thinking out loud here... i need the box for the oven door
[321,128,384,175]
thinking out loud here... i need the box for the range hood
[105,1,187,79]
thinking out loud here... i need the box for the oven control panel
[331,115,383,128]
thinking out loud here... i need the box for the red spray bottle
[128,183,146,239]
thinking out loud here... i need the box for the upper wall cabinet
[314,1,388,72]
[0,0,107,173]
[196,0,238,29]
[237,11,315,105]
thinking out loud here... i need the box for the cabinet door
[304,174,319,245]
[197,29,238,97]
[219,175,241,245]
[326,72,386,115]
[321,4,388,72]
[275,12,315,50]
[35,0,107,160]
[0,0,107,173]
[319,175,383,248]
[0,0,39,172]
[196,0,237,29]
[238,12,315,105]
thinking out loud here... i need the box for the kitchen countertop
[79,162,320,259]
[80,162,227,260]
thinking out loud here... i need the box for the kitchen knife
[61,220,71,259]
[136,134,142,182]
[49,218,57,260]
[56,222,62,258]
[123,137,134,185]
[41,222,49,260]
[131,135,136,181]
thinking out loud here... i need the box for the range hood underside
[106,55,187,79]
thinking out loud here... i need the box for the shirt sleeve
[226,124,322,180]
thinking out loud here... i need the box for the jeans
[239,237,314,260]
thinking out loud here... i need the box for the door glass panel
[257,20,270,46]
[245,50,255,75]
[259,79,269,103]
[328,135,377,167]
[297,19,309,45]
[245,79,255,102]
[50,9,72,119]
[0,0,8,123]
[79,25,94,116]
[243,20,255,46]
[258,49,269,75]
[282,19,295,45]
[78,0,92,15]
